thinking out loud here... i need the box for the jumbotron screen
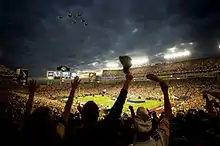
[46,71,76,79]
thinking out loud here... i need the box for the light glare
[106,62,119,68]
[131,57,149,65]
[164,50,191,60]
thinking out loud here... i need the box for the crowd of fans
[0,65,17,77]
[1,57,220,146]
[27,77,217,109]
[103,57,220,77]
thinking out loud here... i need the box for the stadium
[1,54,220,114]
[37,56,220,113]
[17,46,217,112]
[3,0,220,145]
[1,54,220,145]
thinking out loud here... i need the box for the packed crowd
[0,65,17,77]
[31,77,217,103]
[11,76,218,119]
[102,57,220,77]
[1,60,220,146]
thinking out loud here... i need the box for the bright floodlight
[131,57,149,65]
[164,50,191,60]
[106,62,119,68]
[218,44,220,49]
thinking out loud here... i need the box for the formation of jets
[57,12,88,26]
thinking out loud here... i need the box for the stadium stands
[1,57,220,146]
[102,57,220,80]
[0,65,17,77]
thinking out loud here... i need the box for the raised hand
[119,56,132,75]
[146,74,168,92]
[63,76,81,123]
[129,105,133,111]
[147,74,171,120]
[71,76,81,90]
[146,74,161,82]
[129,105,135,118]
[28,80,39,94]
[24,80,39,119]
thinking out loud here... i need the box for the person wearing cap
[131,74,172,146]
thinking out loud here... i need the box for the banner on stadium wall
[16,69,28,84]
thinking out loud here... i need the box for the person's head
[136,107,149,120]
[82,101,99,124]
[24,107,58,143]
[28,107,55,129]
[135,107,152,133]
[176,111,185,120]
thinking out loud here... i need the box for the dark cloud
[1,0,220,76]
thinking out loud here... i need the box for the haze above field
[1,0,220,76]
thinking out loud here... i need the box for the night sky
[1,0,220,76]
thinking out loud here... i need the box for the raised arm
[129,105,135,120]
[160,81,172,120]
[62,76,81,124]
[146,74,172,120]
[106,73,133,121]
[146,74,172,138]
[20,80,39,129]
[23,80,38,118]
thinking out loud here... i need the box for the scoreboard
[46,71,76,80]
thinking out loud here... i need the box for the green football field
[61,95,162,112]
